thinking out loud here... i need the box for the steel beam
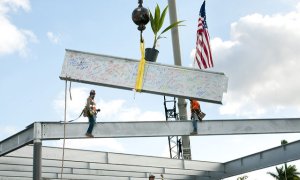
[60,49,228,104]
[2,139,300,179]
[39,118,300,139]
[0,124,34,156]
[2,119,300,179]
[0,156,214,179]
[196,118,300,135]
[2,118,300,157]
[219,139,300,179]
[1,145,223,179]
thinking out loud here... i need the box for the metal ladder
[163,96,182,159]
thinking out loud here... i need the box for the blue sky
[1,0,300,179]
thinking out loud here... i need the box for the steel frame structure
[164,96,182,159]
[1,118,300,179]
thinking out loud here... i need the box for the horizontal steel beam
[1,145,223,179]
[0,171,58,179]
[197,117,300,135]
[7,145,223,172]
[40,118,300,139]
[60,49,228,104]
[2,118,300,157]
[219,139,300,179]
[3,138,300,179]
[1,119,300,179]
[0,125,34,156]
[0,157,212,179]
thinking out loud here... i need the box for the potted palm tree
[145,4,184,62]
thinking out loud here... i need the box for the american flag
[194,0,213,69]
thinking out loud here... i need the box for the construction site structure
[164,96,182,159]
[168,0,192,160]
[1,119,300,179]
[3,2,299,180]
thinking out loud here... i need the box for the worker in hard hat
[190,99,205,135]
[85,89,100,138]
[149,174,155,180]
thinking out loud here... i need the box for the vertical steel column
[168,0,192,160]
[33,123,42,180]
[33,139,42,180]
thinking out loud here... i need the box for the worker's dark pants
[191,112,199,132]
[87,115,96,134]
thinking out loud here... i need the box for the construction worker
[190,99,205,135]
[149,174,155,180]
[85,89,100,138]
[178,139,182,158]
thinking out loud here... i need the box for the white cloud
[0,0,30,14]
[53,87,165,122]
[47,32,60,44]
[0,0,37,57]
[160,145,172,158]
[190,38,238,63]
[189,49,197,68]
[96,98,164,122]
[205,4,300,117]
[53,87,92,122]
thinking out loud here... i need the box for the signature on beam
[69,58,89,70]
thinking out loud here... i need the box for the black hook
[132,0,149,33]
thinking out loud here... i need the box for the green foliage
[267,164,300,180]
[237,175,248,180]
[149,4,184,49]
[281,139,288,145]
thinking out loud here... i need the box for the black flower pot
[145,48,159,62]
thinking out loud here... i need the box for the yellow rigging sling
[134,41,146,92]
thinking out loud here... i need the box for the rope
[60,78,68,179]
[67,80,83,123]
[67,110,83,123]
[60,110,86,123]
[69,80,72,100]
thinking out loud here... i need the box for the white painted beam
[60,49,228,104]
[1,145,223,179]
[2,118,300,157]
[6,145,223,172]
[40,118,300,139]
[3,139,300,180]
[0,157,212,179]
[219,139,300,179]
[0,124,34,156]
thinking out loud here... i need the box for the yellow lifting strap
[134,41,146,92]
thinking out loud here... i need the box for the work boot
[190,131,197,135]
[85,133,94,138]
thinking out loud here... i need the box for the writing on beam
[60,49,228,104]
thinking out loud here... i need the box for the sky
[1,0,300,179]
